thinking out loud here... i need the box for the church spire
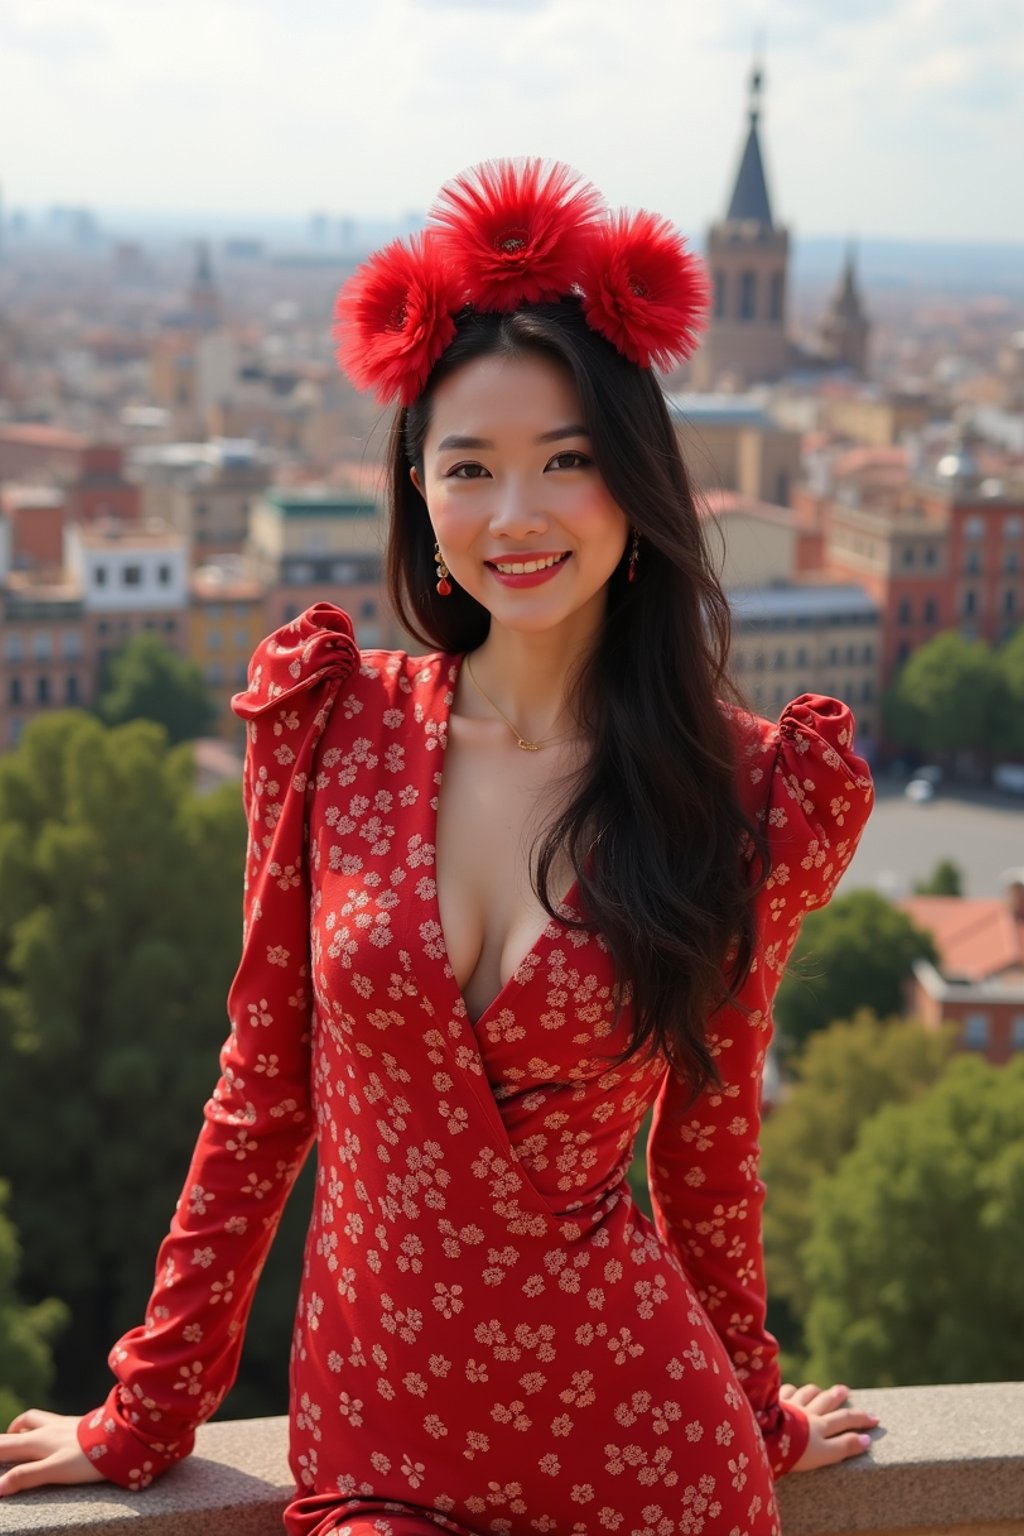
[725,59,774,227]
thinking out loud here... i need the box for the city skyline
[3,0,1023,243]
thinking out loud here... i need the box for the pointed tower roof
[725,62,774,227]
[828,241,866,320]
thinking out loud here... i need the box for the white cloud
[0,0,1021,240]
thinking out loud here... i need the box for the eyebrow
[434,424,590,452]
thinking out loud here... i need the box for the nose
[488,474,548,538]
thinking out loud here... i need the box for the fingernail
[858,1433,872,1447]
[867,1413,881,1422]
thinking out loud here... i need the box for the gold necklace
[464,654,561,752]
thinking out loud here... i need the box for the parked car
[993,763,1024,795]
[905,778,936,804]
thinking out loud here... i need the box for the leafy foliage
[801,1055,1024,1384]
[0,710,305,1416]
[0,1181,67,1427]
[96,633,216,744]
[882,629,1018,759]
[773,890,939,1056]
[762,1012,956,1324]
[912,858,964,896]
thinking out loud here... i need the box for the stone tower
[691,64,791,390]
[818,243,871,375]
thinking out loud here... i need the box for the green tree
[882,631,1007,761]
[0,1181,68,1428]
[0,710,305,1416]
[773,890,939,1056]
[912,858,963,896]
[994,624,1024,755]
[762,1013,956,1328]
[801,1055,1024,1385]
[97,633,216,744]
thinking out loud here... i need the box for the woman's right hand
[0,1409,105,1497]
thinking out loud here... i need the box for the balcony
[3,1382,1021,1535]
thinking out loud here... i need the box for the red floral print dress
[78,602,875,1536]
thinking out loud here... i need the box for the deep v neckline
[431,651,580,1029]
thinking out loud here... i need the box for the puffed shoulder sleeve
[76,604,360,1488]
[753,693,875,977]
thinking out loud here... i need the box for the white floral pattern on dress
[77,604,875,1536]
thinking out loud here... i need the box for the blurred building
[64,516,189,679]
[131,438,272,568]
[728,581,881,739]
[0,576,88,748]
[246,488,389,644]
[188,560,268,741]
[670,395,801,507]
[900,875,1024,1065]
[691,65,791,392]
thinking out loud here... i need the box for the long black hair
[385,298,771,1103]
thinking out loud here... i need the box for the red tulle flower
[429,157,606,312]
[579,209,711,370]
[332,231,462,405]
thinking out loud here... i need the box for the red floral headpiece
[332,157,709,406]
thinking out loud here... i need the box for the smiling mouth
[486,552,571,575]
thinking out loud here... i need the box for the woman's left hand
[781,1381,882,1471]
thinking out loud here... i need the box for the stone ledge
[1,1383,1022,1535]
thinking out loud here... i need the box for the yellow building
[670,395,801,507]
[187,563,268,741]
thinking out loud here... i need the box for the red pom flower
[332,231,462,406]
[579,209,710,370]
[429,156,606,312]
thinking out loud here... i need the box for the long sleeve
[77,604,361,1489]
[646,692,875,1480]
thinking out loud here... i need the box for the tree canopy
[882,629,1021,761]
[96,633,216,744]
[912,858,964,897]
[773,890,939,1056]
[801,1055,1024,1385]
[0,1181,67,1427]
[0,710,307,1416]
[762,1012,957,1324]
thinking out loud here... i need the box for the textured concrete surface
[1,1383,1022,1534]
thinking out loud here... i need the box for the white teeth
[493,554,566,575]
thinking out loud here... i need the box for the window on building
[234,627,249,648]
[66,675,80,704]
[964,1012,989,1050]
[963,588,977,617]
[1004,515,1022,539]
[897,597,912,625]
[123,564,142,586]
[965,516,984,540]
[9,719,24,748]
[828,644,839,664]
[234,661,248,687]
[1012,1015,1024,1051]
[158,564,173,585]
[142,618,155,629]
[4,632,23,662]
[208,662,225,686]
[739,271,756,321]
[901,546,914,566]
[288,561,315,583]
[964,549,981,574]
[896,640,911,665]
[846,644,857,664]
[863,643,874,662]
[795,646,808,667]
[1004,549,1020,574]
[36,676,50,704]
[862,679,874,701]
[164,619,176,634]
[360,600,377,620]
[773,684,786,707]
[1004,589,1017,615]
[714,271,726,318]
[924,545,937,566]
[97,619,109,635]
[769,272,784,322]
[776,472,789,505]
[924,598,938,624]
[94,565,108,587]
[753,650,765,671]
[330,561,358,584]
[774,649,786,669]
[207,628,222,650]
[61,631,83,659]
[31,631,53,661]
[8,678,22,705]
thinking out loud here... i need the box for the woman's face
[410,350,630,638]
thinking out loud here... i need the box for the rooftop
[729,581,878,621]
[262,488,379,519]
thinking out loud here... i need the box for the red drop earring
[434,541,453,597]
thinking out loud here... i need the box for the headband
[332,157,710,407]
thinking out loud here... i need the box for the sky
[3,0,1024,243]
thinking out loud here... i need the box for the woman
[0,160,879,1534]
